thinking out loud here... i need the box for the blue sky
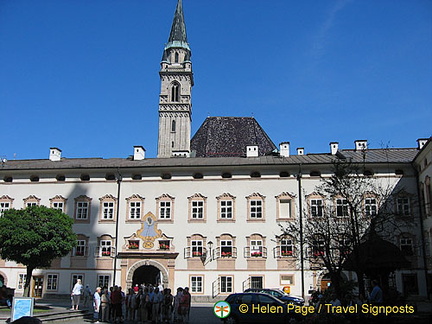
[1,0,431,160]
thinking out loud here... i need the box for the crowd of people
[72,282,191,323]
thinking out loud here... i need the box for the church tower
[157,0,193,158]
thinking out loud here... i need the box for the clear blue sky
[1,0,431,160]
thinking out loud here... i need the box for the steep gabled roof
[190,117,277,157]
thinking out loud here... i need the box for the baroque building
[0,0,430,301]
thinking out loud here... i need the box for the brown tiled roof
[190,117,277,157]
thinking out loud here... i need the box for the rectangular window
[75,240,86,256]
[160,201,171,219]
[129,201,141,219]
[27,202,37,207]
[220,276,233,293]
[365,198,377,216]
[250,276,263,289]
[52,202,64,211]
[98,275,110,288]
[0,202,10,214]
[250,200,262,218]
[220,240,233,257]
[220,200,233,219]
[281,239,293,257]
[397,198,410,216]
[400,238,413,255]
[17,274,27,290]
[250,240,263,257]
[279,199,291,218]
[310,199,323,217]
[102,202,114,219]
[336,198,349,217]
[76,202,89,219]
[191,240,203,257]
[47,274,58,290]
[192,201,204,219]
[191,276,203,293]
[100,240,112,257]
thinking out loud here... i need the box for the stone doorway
[132,265,161,287]
[126,260,169,289]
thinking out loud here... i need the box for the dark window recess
[250,171,261,178]
[279,171,290,178]
[222,172,232,179]
[161,173,172,180]
[30,175,39,182]
[4,176,13,182]
[105,174,116,181]
[193,173,203,179]
[81,174,90,181]
[132,174,142,180]
[56,174,66,181]
[310,171,321,177]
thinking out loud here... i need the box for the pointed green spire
[165,0,190,51]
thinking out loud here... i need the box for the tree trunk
[23,267,34,297]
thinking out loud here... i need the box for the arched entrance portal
[126,260,169,289]
[132,265,161,287]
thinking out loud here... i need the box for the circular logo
[213,301,231,319]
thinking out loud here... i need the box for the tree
[0,206,77,296]
[280,159,411,300]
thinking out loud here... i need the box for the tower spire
[168,0,188,47]
[157,0,193,158]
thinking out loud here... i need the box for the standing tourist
[71,279,83,310]
[93,287,101,323]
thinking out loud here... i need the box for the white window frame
[129,201,141,220]
[191,240,203,257]
[102,202,114,220]
[46,274,58,291]
[76,201,89,220]
[160,201,171,219]
[220,276,233,293]
[364,197,377,216]
[191,200,204,219]
[190,276,203,293]
[250,200,263,218]
[100,240,112,257]
[310,199,323,217]
[336,198,349,217]
[98,275,110,288]
[250,240,263,257]
[397,197,411,216]
[74,240,87,257]
[220,200,233,219]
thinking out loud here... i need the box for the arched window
[174,52,179,63]
[171,83,180,102]
[171,120,176,132]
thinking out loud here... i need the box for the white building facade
[0,0,429,301]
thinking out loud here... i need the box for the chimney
[133,146,146,161]
[279,142,290,157]
[246,145,259,157]
[49,147,62,161]
[297,147,304,155]
[354,140,368,151]
[330,142,339,155]
[417,138,429,150]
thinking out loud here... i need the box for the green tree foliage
[0,206,77,296]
